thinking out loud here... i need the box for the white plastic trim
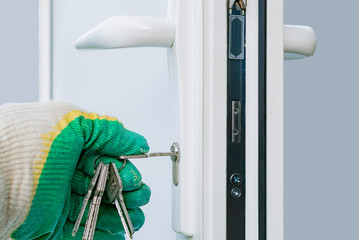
[202,0,227,239]
[167,0,195,236]
[74,16,175,49]
[192,0,203,238]
[267,0,284,239]
[284,24,317,60]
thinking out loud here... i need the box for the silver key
[106,162,135,239]
[117,142,179,161]
[83,163,108,240]
[88,164,109,239]
[83,197,96,239]
[118,151,178,160]
[118,142,181,186]
[72,162,104,237]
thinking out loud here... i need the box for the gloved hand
[0,102,151,240]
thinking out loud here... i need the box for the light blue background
[0,1,38,103]
[284,0,359,239]
[0,1,357,239]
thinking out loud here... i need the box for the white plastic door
[39,0,316,240]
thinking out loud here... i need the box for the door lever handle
[284,25,317,60]
[75,16,175,50]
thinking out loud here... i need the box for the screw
[230,173,242,185]
[231,188,242,199]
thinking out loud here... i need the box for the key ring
[93,154,127,172]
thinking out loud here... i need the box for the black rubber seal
[258,0,267,239]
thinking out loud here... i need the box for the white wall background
[284,0,359,239]
[0,1,38,104]
[1,0,358,240]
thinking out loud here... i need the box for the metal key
[118,151,178,160]
[118,142,180,160]
[88,163,109,239]
[72,161,104,237]
[118,142,181,186]
[83,163,108,240]
[106,162,135,239]
[83,191,98,239]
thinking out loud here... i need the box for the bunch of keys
[72,158,134,239]
[72,142,180,240]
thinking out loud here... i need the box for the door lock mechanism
[118,142,181,186]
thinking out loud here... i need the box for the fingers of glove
[71,171,91,195]
[121,183,151,209]
[95,205,145,234]
[62,221,124,240]
[75,155,143,191]
[80,117,149,156]
[68,194,145,234]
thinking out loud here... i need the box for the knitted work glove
[0,102,151,240]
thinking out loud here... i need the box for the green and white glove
[0,102,151,240]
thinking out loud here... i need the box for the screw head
[231,188,242,199]
[230,173,242,185]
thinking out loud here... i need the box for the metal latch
[228,0,247,13]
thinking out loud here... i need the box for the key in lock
[118,142,180,186]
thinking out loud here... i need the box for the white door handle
[75,16,175,49]
[284,25,317,60]
[74,2,196,236]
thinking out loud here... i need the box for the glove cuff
[0,102,77,239]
